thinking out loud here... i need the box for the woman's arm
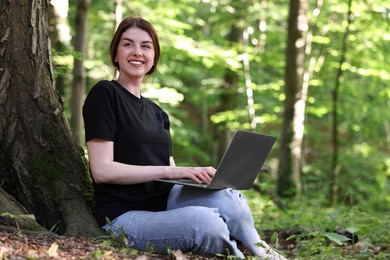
[87,139,215,185]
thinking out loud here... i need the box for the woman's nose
[132,45,142,56]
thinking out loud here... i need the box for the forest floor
[1,230,171,260]
[0,229,294,260]
[0,229,388,259]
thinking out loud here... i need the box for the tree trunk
[115,0,123,30]
[330,0,353,206]
[242,28,257,131]
[277,0,307,197]
[213,25,242,164]
[0,0,101,236]
[291,0,324,199]
[291,0,309,198]
[71,0,89,144]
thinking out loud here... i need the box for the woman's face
[116,27,155,79]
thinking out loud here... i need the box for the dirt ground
[0,230,234,259]
[0,229,297,259]
[1,229,387,259]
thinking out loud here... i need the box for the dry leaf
[135,255,149,260]
[47,242,59,257]
[172,250,189,260]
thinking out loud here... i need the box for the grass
[243,190,390,259]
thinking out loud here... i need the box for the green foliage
[287,231,346,258]
[251,195,390,258]
[95,218,131,249]
[51,48,80,78]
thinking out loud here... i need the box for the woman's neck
[115,76,143,98]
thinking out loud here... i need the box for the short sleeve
[83,81,116,142]
[160,110,172,156]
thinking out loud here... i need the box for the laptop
[156,130,276,190]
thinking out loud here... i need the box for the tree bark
[291,0,309,198]
[213,24,242,164]
[0,0,101,236]
[277,0,307,197]
[115,0,123,30]
[71,0,89,144]
[330,0,353,206]
[242,28,257,131]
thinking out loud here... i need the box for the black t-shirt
[83,80,174,226]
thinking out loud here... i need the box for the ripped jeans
[103,185,266,258]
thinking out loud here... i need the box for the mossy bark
[0,0,102,236]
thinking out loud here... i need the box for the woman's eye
[142,44,152,49]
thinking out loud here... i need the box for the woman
[83,17,286,259]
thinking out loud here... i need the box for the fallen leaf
[47,242,59,257]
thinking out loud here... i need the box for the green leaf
[255,242,266,248]
[270,231,279,244]
[359,249,373,258]
[323,232,351,246]
[101,240,111,248]
[22,214,36,220]
[346,227,359,234]
[1,212,14,218]
[286,234,299,241]
[1,212,36,221]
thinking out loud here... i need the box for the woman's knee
[169,186,254,224]
[215,188,253,219]
[188,206,241,255]
[188,206,227,233]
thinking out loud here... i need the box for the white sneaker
[258,241,288,260]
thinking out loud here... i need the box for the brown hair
[109,17,160,75]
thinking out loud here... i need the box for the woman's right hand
[165,166,216,185]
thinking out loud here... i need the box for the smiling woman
[82,17,287,260]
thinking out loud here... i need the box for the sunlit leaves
[143,87,184,106]
[70,0,390,205]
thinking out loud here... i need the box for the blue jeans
[104,185,264,257]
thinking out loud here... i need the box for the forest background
[1,0,390,259]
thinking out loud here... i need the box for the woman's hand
[168,157,216,184]
[166,166,216,185]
